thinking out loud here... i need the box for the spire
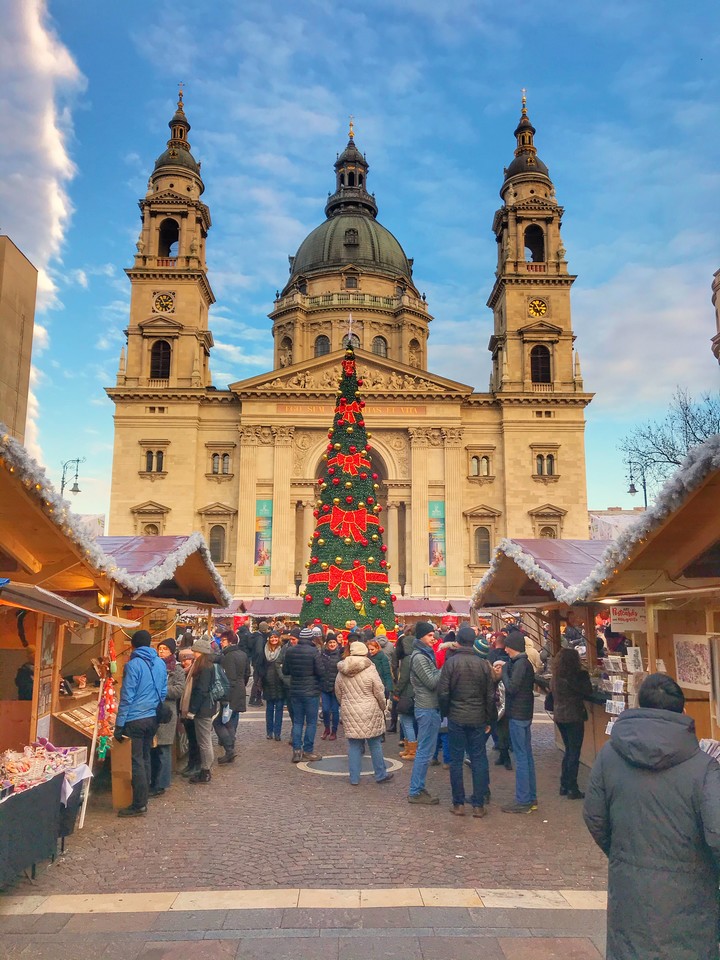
[152,85,201,177]
[503,89,549,182]
[325,122,378,219]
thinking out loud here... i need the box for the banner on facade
[428,500,446,578]
[254,499,273,577]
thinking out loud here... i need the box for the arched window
[536,454,545,475]
[530,345,551,384]
[209,525,225,563]
[211,453,220,474]
[480,456,490,476]
[221,453,230,474]
[342,333,360,351]
[150,340,171,379]
[545,454,555,476]
[348,171,355,187]
[540,526,557,539]
[474,526,491,565]
[358,174,364,187]
[470,456,480,476]
[372,336,388,357]
[279,336,293,367]
[158,218,179,258]
[340,173,345,186]
[524,224,545,262]
[314,335,330,357]
[144,523,159,536]
[408,338,421,368]
[145,450,154,472]
[155,450,164,472]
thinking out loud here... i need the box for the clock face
[154,293,174,313]
[528,298,547,317]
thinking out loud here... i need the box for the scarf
[162,654,177,674]
[265,642,282,663]
[412,638,437,664]
[179,658,197,718]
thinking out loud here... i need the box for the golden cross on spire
[521,87,527,115]
[178,81,185,108]
[348,114,355,140]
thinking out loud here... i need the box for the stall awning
[0,580,94,624]
[393,599,470,617]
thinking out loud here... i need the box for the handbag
[396,695,414,716]
[544,691,554,713]
[141,658,172,724]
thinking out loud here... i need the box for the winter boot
[400,741,418,760]
[189,768,211,784]
[321,726,330,740]
[217,751,235,765]
[328,730,337,741]
[181,765,201,779]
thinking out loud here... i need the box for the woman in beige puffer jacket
[335,641,394,786]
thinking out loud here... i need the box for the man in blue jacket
[115,630,168,817]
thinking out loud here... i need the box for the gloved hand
[114,726,126,743]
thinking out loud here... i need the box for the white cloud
[212,341,272,367]
[32,323,50,353]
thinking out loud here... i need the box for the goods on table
[0,741,87,800]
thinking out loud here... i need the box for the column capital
[239,425,275,445]
[442,427,464,446]
[386,502,400,511]
[272,425,295,445]
[408,426,443,447]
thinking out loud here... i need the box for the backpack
[210,662,231,703]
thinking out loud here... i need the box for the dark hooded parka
[583,708,720,960]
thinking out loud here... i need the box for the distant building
[589,506,646,540]
[0,237,37,443]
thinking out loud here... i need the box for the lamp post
[294,572,302,596]
[263,581,270,600]
[60,457,86,498]
[626,459,648,509]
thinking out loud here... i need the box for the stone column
[403,502,413,596]
[234,426,259,595]
[270,426,295,596]
[443,427,465,598]
[386,502,400,593]
[301,499,316,584]
[409,428,431,598]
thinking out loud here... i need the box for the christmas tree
[303,334,396,635]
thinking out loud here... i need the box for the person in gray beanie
[282,626,323,762]
[494,628,537,813]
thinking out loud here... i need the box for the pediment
[197,502,238,517]
[517,320,563,338]
[146,189,187,203]
[464,503,502,519]
[229,349,473,400]
[138,316,184,336]
[513,196,560,214]
[528,502,567,518]
[131,500,170,515]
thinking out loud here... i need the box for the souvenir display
[0,741,87,801]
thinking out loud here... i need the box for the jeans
[399,713,417,742]
[433,729,450,763]
[496,715,511,755]
[291,694,319,752]
[348,736,388,784]
[557,720,585,791]
[321,691,340,732]
[125,715,157,809]
[265,698,284,737]
[213,709,239,754]
[448,719,490,807]
[409,707,441,796]
[509,718,537,805]
[194,715,215,770]
[150,743,172,790]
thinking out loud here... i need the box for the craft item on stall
[0,743,84,798]
[96,675,117,759]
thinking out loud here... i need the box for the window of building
[372,336,388,357]
[470,456,480,476]
[279,336,293,366]
[155,450,164,472]
[348,171,355,187]
[209,525,226,563]
[344,228,358,245]
[221,453,231,475]
[144,523,159,536]
[342,333,360,351]
[146,450,154,472]
[536,454,545,475]
[539,526,557,539]
[474,526,491,565]
[530,344,551,383]
[158,218,179,258]
[345,276,358,289]
[211,453,220,474]
[524,224,545,262]
[545,453,555,476]
[480,456,490,476]
[314,335,330,357]
[150,340,171,379]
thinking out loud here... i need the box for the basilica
[107,93,592,601]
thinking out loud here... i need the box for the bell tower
[487,94,583,396]
[118,89,215,390]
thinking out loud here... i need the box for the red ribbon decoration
[328,564,367,603]
[330,505,367,540]
[342,358,356,376]
[337,398,361,423]
[329,451,371,475]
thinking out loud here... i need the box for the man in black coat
[495,630,536,813]
[438,626,497,817]
[248,622,269,706]
[584,673,720,960]
[282,627,323,763]
[212,631,250,763]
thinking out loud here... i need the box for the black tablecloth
[0,772,63,888]
[59,779,83,839]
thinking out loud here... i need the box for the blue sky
[1,0,718,518]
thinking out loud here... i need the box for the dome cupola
[153,87,201,177]
[325,118,378,219]
[503,91,549,182]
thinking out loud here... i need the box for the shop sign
[610,605,647,632]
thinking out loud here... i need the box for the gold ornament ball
[371,534,379,541]
[318,538,326,545]
[367,556,375,563]
[304,561,310,569]
[321,562,328,569]
[347,426,354,434]
[334,443,341,449]
[321,483,327,490]
[344,537,352,544]
[333,497,340,504]
[344,481,352,488]
[373,483,379,490]
[335,556,343,562]
[384,587,391,594]
[379,600,386,607]
[322,454,328,460]
[354,601,362,610]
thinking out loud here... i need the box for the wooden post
[645,600,657,673]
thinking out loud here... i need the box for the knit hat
[178,647,195,661]
[415,621,435,640]
[158,637,177,655]
[299,627,314,642]
[456,626,476,647]
[131,629,152,648]
[258,621,270,633]
[192,634,214,656]
[504,629,526,653]
[311,626,323,637]
[349,640,368,657]
[473,635,491,658]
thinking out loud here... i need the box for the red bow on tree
[330,505,367,540]
[337,398,361,423]
[328,564,367,603]
[329,451,371,475]
[342,358,356,376]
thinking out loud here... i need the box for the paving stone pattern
[8,706,607,894]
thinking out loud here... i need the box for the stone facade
[107,97,592,600]
[0,237,37,443]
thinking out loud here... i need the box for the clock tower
[487,94,582,396]
[119,89,214,390]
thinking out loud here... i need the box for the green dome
[289,213,412,282]
[153,146,200,175]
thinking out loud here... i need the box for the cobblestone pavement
[5,704,607,894]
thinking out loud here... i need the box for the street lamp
[626,460,648,509]
[294,572,302,596]
[263,581,270,600]
[60,457,86,498]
